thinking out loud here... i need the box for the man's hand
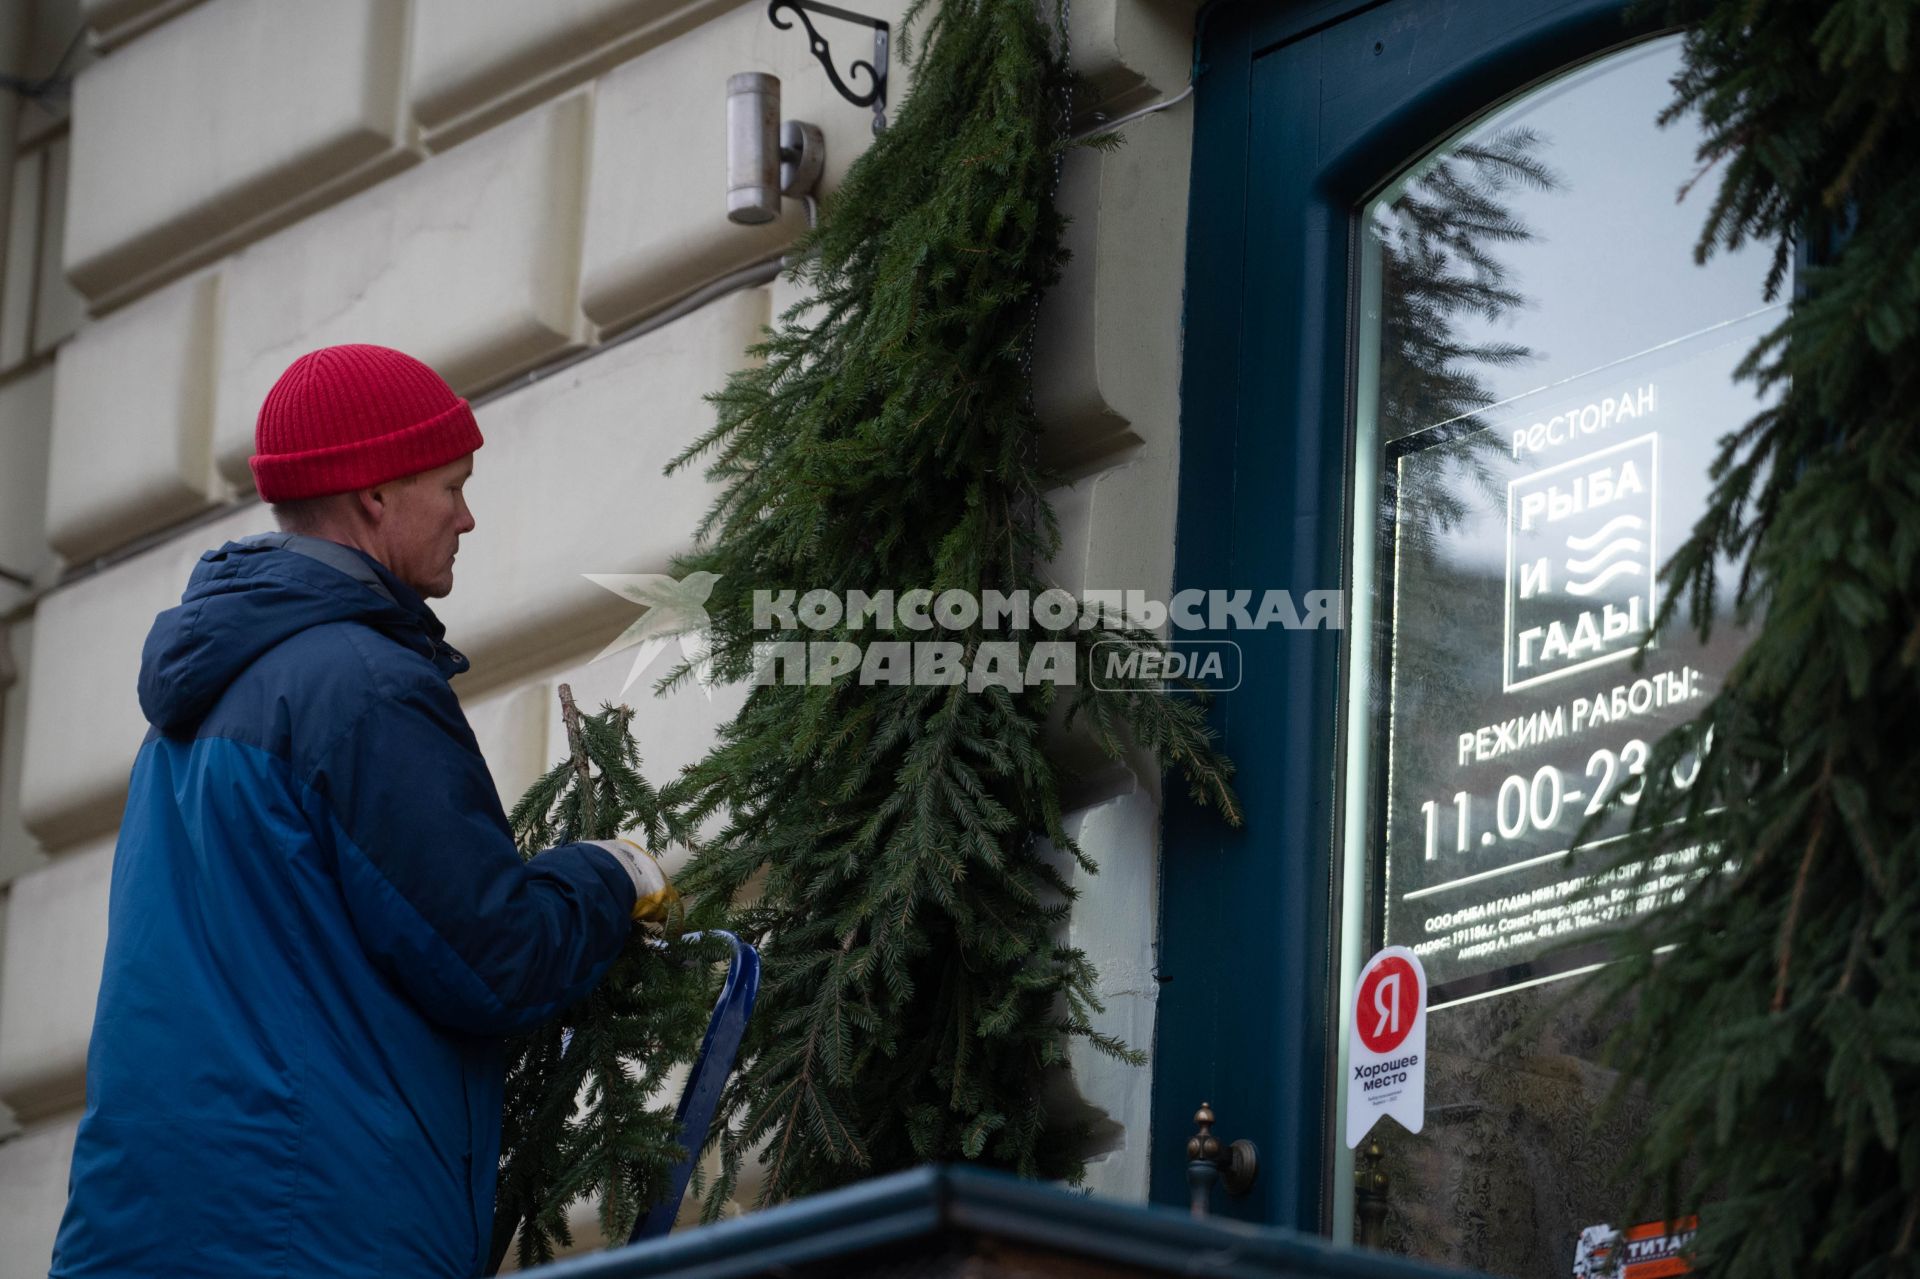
[585,839,681,923]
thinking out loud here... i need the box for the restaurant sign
[1378,320,1766,1007]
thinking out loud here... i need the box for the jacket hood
[138,534,469,736]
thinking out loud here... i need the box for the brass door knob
[1186,1102,1259,1217]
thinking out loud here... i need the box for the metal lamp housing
[727,72,783,224]
[727,73,826,225]
[780,120,825,201]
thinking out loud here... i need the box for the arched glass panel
[1338,33,1783,1275]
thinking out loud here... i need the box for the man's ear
[354,485,387,524]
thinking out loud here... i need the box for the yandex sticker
[1345,946,1427,1148]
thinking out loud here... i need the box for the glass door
[1335,34,1782,1275]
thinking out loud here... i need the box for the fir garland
[1595,2,1920,1274]
[489,689,725,1271]
[658,0,1240,1209]
[486,0,1236,1251]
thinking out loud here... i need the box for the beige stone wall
[0,0,1199,1268]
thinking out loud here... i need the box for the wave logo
[1563,514,1646,596]
[1504,434,1659,692]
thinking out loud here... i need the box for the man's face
[369,454,475,599]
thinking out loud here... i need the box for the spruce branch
[491,691,722,1270]
[1589,3,1920,1274]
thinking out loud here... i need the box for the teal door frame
[1152,0,1665,1229]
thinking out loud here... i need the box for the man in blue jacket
[52,344,672,1278]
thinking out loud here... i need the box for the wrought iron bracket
[767,0,890,133]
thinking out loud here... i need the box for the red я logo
[1356,955,1418,1054]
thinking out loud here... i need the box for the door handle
[1185,1101,1258,1217]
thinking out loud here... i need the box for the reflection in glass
[1378,126,1559,559]
[1341,35,1783,1277]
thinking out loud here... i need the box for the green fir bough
[489,688,724,1271]
[660,0,1240,1209]
[1596,2,1920,1275]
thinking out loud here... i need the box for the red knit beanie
[250,344,484,502]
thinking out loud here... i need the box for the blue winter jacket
[51,533,637,1278]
